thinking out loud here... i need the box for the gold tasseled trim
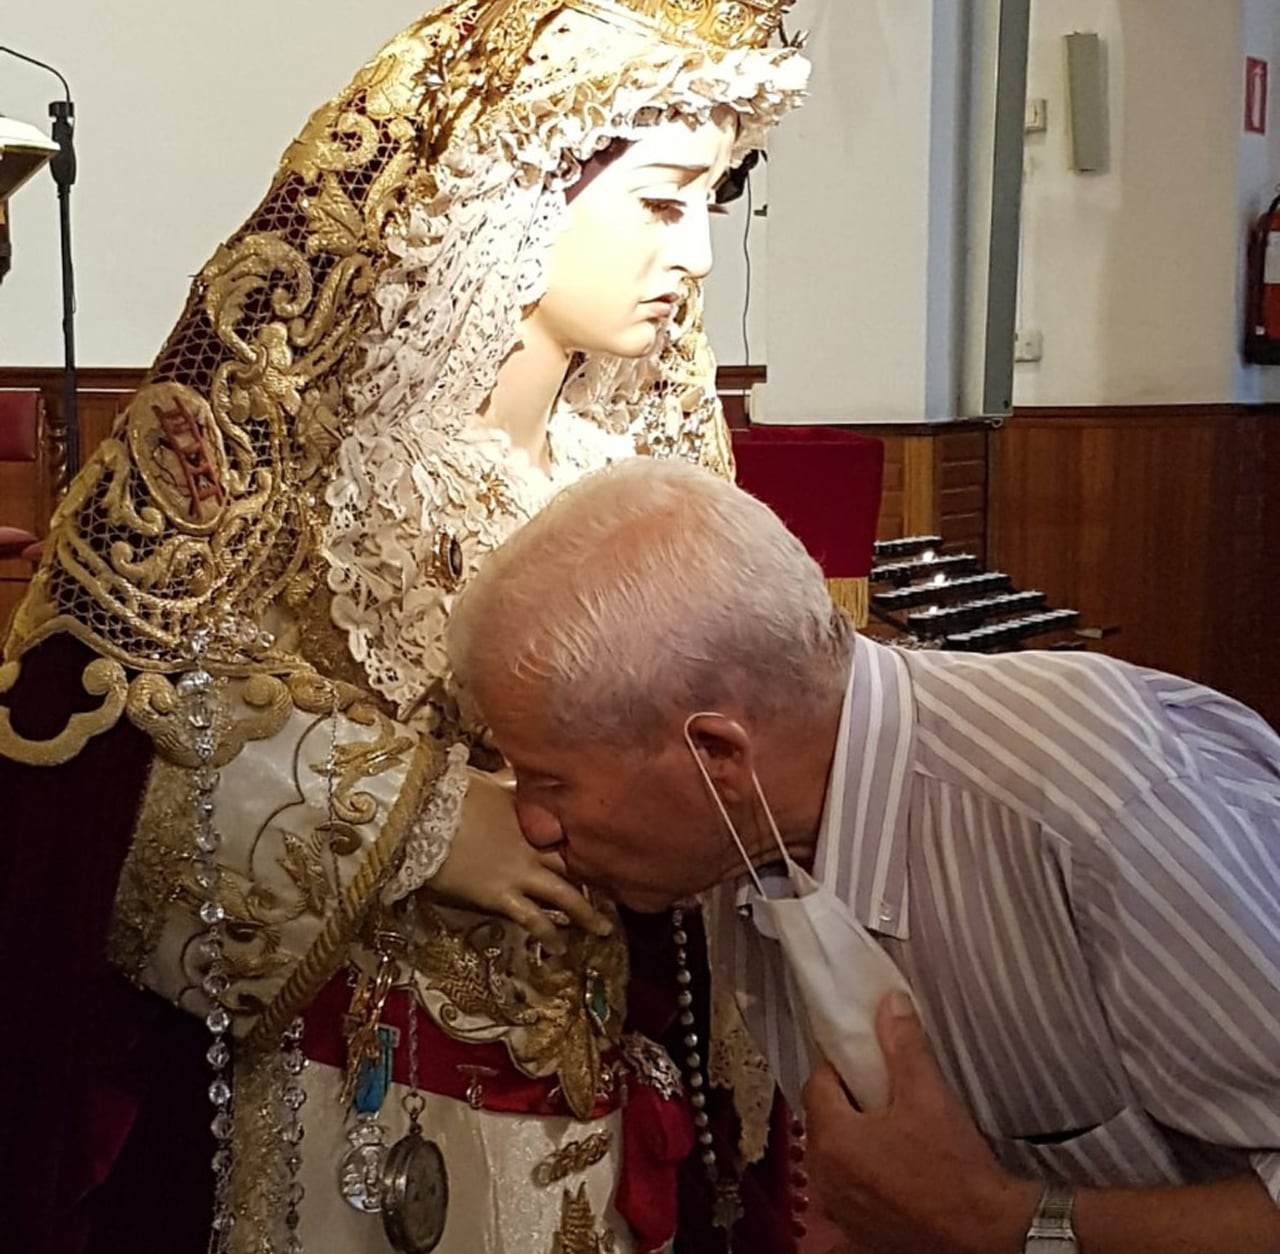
[246,735,445,1049]
[827,576,869,630]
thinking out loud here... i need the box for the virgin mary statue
[0,3,806,1251]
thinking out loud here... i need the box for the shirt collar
[809,634,916,939]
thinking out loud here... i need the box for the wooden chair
[732,425,885,628]
[0,389,45,562]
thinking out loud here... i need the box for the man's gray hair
[448,458,854,743]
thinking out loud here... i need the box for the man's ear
[685,712,755,804]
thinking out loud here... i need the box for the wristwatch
[1023,1181,1079,1252]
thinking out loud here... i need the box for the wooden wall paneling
[0,370,142,639]
[0,391,46,637]
[0,369,142,500]
[1201,412,1275,724]
[0,367,146,392]
[0,457,38,535]
[6,369,1271,722]
[989,412,1204,678]
[875,435,906,539]
[937,428,988,562]
[860,422,991,554]
[901,436,938,539]
[987,407,1277,726]
[0,368,143,455]
[78,392,130,461]
[0,444,37,634]
[0,392,134,530]
[718,364,762,430]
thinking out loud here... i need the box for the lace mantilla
[327,396,635,715]
[383,742,472,902]
[621,1032,684,1101]
[709,931,775,1164]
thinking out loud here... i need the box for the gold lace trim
[409,896,627,1121]
[709,943,775,1165]
[229,1042,289,1254]
[533,1130,613,1187]
[111,667,439,1046]
[125,671,294,768]
[2,11,464,676]
[566,0,790,50]
[0,656,128,765]
[550,1183,616,1254]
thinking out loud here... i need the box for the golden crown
[564,0,795,50]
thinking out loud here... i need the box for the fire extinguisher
[1245,189,1280,363]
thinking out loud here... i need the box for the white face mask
[684,714,914,1111]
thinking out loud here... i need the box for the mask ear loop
[684,712,793,895]
[748,771,795,870]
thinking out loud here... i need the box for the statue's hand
[427,769,612,954]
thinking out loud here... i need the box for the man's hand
[426,770,613,954]
[802,991,1038,1254]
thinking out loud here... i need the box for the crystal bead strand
[275,677,331,1250]
[281,1016,308,1251]
[179,629,235,1252]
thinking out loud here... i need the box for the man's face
[482,684,731,912]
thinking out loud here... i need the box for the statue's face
[530,110,737,358]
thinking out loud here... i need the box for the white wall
[758,0,944,422]
[9,2,1273,398]
[708,162,769,366]
[1013,0,1245,406]
[0,0,759,367]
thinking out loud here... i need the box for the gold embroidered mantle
[110,670,441,1042]
[4,10,460,677]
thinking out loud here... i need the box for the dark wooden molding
[748,404,1280,433]
[1007,402,1280,425]
[715,364,766,391]
[0,366,146,391]
[5,375,1277,422]
[0,363,772,431]
[824,418,995,438]
[2,365,769,394]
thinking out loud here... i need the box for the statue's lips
[641,295,677,318]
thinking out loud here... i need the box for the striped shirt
[705,634,1280,1202]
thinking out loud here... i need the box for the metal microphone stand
[1,47,79,478]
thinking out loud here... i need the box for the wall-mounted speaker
[1064,32,1107,172]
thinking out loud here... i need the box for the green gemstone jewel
[585,969,610,1033]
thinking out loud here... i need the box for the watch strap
[1025,1180,1078,1247]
